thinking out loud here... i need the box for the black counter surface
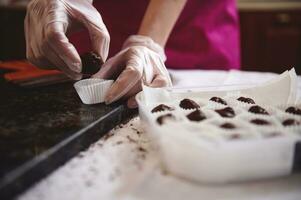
[0,69,136,199]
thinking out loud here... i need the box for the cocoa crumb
[102,132,114,141]
[127,135,137,143]
[115,141,123,145]
[131,127,141,135]
[96,143,103,147]
[137,147,147,153]
[161,169,169,176]
[77,152,85,158]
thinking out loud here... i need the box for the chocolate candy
[81,52,103,75]
[282,119,300,126]
[237,97,255,104]
[186,110,206,122]
[156,114,175,125]
[179,99,200,109]
[220,123,236,129]
[210,97,227,105]
[250,119,270,125]
[248,105,269,115]
[285,107,301,116]
[215,107,235,118]
[151,104,174,113]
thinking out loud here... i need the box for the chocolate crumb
[186,109,206,122]
[248,105,269,115]
[134,130,141,135]
[115,141,123,145]
[102,132,114,141]
[220,123,236,129]
[151,104,174,113]
[96,143,103,147]
[282,119,300,126]
[250,119,270,125]
[156,113,176,125]
[138,147,147,153]
[179,99,200,109]
[76,152,86,159]
[215,107,235,118]
[229,133,241,140]
[127,135,137,143]
[237,97,255,104]
[210,97,227,105]
[285,107,301,116]
[161,169,169,176]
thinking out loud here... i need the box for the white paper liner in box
[74,78,113,104]
[154,122,296,183]
[145,68,298,106]
[136,68,301,183]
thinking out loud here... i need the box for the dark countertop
[0,69,136,199]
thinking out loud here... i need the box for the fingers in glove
[93,47,144,80]
[41,41,82,80]
[126,75,168,109]
[125,81,143,108]
[92,55,125,80]
[105,64,143,104]
[149,74,170,88]
[45,22,82,74]
[72,3,110,63]
[25,10,54,69]
[121,80,142,100]
[127,96,138,109]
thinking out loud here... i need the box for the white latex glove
[25,0,110,80]
[93,35,172,108]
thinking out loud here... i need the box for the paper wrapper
[74,78,113,104]
[136,68,301,183]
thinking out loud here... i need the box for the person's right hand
[25,0,110,80]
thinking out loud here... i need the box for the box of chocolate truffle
[136,69,301,183]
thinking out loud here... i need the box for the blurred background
[0,0,300,74]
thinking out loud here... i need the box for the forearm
[138,0,187,47]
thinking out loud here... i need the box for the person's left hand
[93,35,172,108]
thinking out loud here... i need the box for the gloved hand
[25,0,110,80]
[93,35,172,108]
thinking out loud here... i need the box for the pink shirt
[70,0,241,70]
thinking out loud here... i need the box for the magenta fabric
[69,0,241,70]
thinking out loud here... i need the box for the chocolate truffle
[220,123,236,129]
[179,99,200,109]
[186,109,206,122]
[285,107,301,116]
[80,52,103,75]
[156,114,175,125]
[151,104,174,113]
[210,97,227,105]
[248,105,269,115]
[215,107,235,118]
[282,119,300,126]
[237,97,255,104]
[250,119,270,125]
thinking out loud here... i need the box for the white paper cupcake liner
[74,78,113,105]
